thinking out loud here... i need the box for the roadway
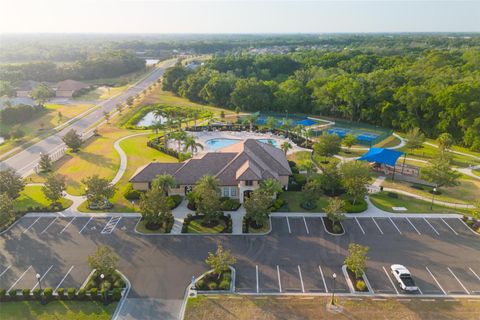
[0,59,177,176]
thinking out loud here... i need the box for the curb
[321,217,345,236]
[112,270,132,320]
[342,265,373,295]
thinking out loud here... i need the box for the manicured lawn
[287,151,312,166]
[0,300,117,320]
[279,191,366,213]
[338,148,366,158]
[473,169,480,177]
[369,192,466,214]
[135,219,169,234]
[188,219,226,234]
[375,135,402,148]
[14,185,72,212]
[246,220,270,234]
[399,143,480,168]
[184,295,480,320]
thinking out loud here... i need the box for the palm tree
[183,136,204,154]
[281,118,293,137]
[246,113,259,132]
[259,178,283,196]
[151,120,162,136]
[152,174,176,196]
[170,130,187,152]
[304,128,314,142]
[197,175,220,192]
[281,141,292,154]
[266,116,276,132]
[293,124,303,138]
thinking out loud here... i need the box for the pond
[145,59,160,66]
[205,138,279,151]
[136,111,168,127]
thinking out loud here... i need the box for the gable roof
[129,139,292,185]
[55,79,89,92]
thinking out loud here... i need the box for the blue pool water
[205,138,278,150]
[327,127,379,143]
[256,115,317,127]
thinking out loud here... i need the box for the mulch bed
[346,268,369,293]
[322,217,344,234]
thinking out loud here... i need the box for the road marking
[302,217,310,234]
[0,265,11,278]
[101,217,122,234]
[286,217,291,234]
[354,218,365,235]
[8,265,32,292]
[441,219,458,235]
[79,217,93,233]
[23,217,41,233]
[318,266,328,293]
[388,218,402,234]
[469,268,480,282]
[406,218,421,235]
[417,286,423,295]
[383,266,399,295]
[54,266,75,293]
[276,265,282,293]
[256,265,259,293]
[425,267,446,295]
[41,217,58,234]
[298,265,305,293]
[60,217,76,234]
[371,218,384,235]
[32,265,53,290]
[423,218,440,235]
[447,267,470,294]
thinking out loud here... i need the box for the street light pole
[331,273,337,306]
[430,187,437,210]
[100,273,107,305]
[36,273,45,305]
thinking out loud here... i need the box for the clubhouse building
[130,139,292,203]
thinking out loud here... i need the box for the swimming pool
[205,138,279,150]
[255,115,318,127]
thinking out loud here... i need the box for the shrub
[0,288,7,301]
[387,192,398,198]
[89,288,98,300]
[123,184,142,200]
[207,282,217,290]
[57,288,65,299]
[271,198,286,211]
[8,289,17,299]
[67,288,76,299]
[332,224,342,234]
[169,195,183,209]
[114,278,125,288]
[44,288,53,300]
[32,288,41,299]
[356,280,366,291]
[219,280,230,290]
[220,198,241,211]
[85,280,95,290]
[293,173,307,186]
[195,279,205,290]
[77,288,86,300]
[112,288,122,301]
[22,288,30,299]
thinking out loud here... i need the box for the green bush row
[0,287,122,302]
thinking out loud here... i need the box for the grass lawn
[338,148,365,158]
[135,219,170,234]
[399,143,480,168]
[187,219,227,234]
[184,295,480,320]
[246,220,270,234]
[0,103,94,156]
[279,191,329,213]
[375,135,402,148]
[473,169,480,177]
[0,300,117,320]
[287,151,312,166]
[369,191,467,214]
[14,185,72,212]
[381,176,480,204]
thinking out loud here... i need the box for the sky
[0,0,479,33]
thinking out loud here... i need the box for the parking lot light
[100,273,108,305]
[36,273,46,305]
[430,187,437,210]
[331,273,337,306]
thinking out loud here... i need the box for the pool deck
[190,130,310,155]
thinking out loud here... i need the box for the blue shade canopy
[357,148,404,166]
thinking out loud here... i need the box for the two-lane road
[0,59,177,176]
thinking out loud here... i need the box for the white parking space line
[0,265,11,278]
[54,266,75,293]
[318,266,328,293]
[441,219,458,235]
[423,218,440,235]
[8,265,32,291]
[458,218,480,235]
[372,218,384,235]
[286,217,291,234]
[425,267,446,295]
[354,218,365,235]
[101,217,122,234]
[32,265,53,290]
[302,217,310,234]
[41,217,58,234]
[388,218,402,234]
[383,266,399,295]
[276,265,282,293]
[406,218,421,235]
[23,217,41,233]
[447,267,470,294]
[256,265,259,293]
[79,217,93,233]
[298,265,305,293]
[60,217,76,234]
[469,268,480,282]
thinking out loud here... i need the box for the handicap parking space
[114,217,141,234]
[80,217,111,235]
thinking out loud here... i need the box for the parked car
[390,264,419,292]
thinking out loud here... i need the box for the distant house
[130,139,292,203]
[54,80,90,98]
[15,80,40,98]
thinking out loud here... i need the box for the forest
[162,46,480,151]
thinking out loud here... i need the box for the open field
[14,185,72,212]
[374,135,402,148]
[0,300,117,320]
[184,295,480,320]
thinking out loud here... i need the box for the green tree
[421,157,460,190]
[244,190,272,227]
[325,197,346,228]
[280,141,292,154]
[344,243,369,279]
[259,178,282,196]
[405,128,425,152]
[340,161,371,205]
[87,245,119,278]
[244,113,259,132]
[38,153,52,173]
[231,78,274,112]
[42,174,66,206]
[0,81,15,97]
[152,173,176,196]
[205,243,237,279]
[103,111,110,124]
[301,179,321,209]
[11,125,25,140]
[139,188,172,228]
[0,193,15,228]
[281,118,293,137]
[342,134,357,152]
[314,134,341,162]
[62,129,82,152]
[31,83,54,106]
[0,168,25,199]
[437,132,454,154]
[266,116,277,131]
[82,175,116,207]
[183,136,204,154]
[317,164,343,196]
[194,175,222,225]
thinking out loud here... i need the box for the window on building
[223,187,229,197]
[245,180,253,186]
[230,187,237,196]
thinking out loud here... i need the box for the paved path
[112,132,151,185]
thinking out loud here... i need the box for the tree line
[162,48,480,151]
